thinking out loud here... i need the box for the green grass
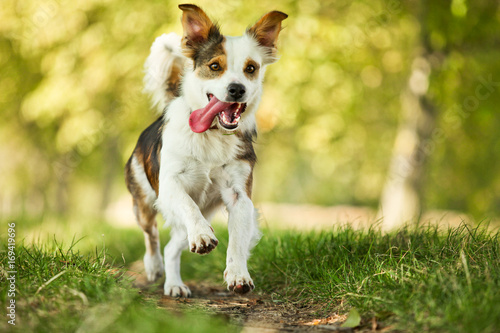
[2,218,500,332]
[0,237,236,333]
[251,224,500,332]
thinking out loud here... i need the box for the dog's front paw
[144,252,164,282]
[164,284,191,298]
[189,225,218,255]
[224,267,255,294]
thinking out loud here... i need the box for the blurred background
[1,0,499,231]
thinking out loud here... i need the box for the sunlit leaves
[1,0,499,218]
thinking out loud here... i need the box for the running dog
[125,4,287,297]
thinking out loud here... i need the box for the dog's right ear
[179,4,220,57]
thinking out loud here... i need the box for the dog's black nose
[227,83,246,101]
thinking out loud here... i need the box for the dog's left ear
[179,4,221,57]
[248,11,288,62]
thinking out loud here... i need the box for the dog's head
[178,4,287,133]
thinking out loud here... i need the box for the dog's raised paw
[189,226,218,255]
[189,235,218,254]
[164,284,191,298]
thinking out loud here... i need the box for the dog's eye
[245,65,256,74]
[209,62,220,71]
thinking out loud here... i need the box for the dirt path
[126,261,391,332]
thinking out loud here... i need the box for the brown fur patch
[125,118,164,256]
[245,173,254,198]
[128,117,164,195]
[192,33,225,68]
[124,158,139,198]
[243,58,260,80]
[236,130,257,197]
[125,159,159,256]
[196,51,227,80]
[165,58,183,101]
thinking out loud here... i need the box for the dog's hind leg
[163,227,191,297]
[126,156,164,282]
[134,200,164,282]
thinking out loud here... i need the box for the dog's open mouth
[189,94,247,133]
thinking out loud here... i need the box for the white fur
[143,33,185,113]
[143,31,271,295]
[130,156,157,206]
[164,228,191,297]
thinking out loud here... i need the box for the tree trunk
[378,56,436,230]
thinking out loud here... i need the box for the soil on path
[126,261,394,332]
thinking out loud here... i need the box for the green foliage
[1,0,499,219]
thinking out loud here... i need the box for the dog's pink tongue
[189,96,232,133]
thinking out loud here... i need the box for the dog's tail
[143,33,186,114]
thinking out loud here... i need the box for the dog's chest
[173,156,242,210]
[161,129,245,202]
[163,118,243,165]
[187,131,242,166]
